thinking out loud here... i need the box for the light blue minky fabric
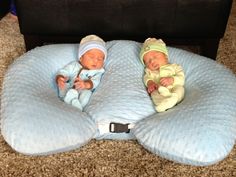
[1,40,236,166]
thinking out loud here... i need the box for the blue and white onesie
[57,61,105,110]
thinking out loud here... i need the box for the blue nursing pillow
[1,40,236,166]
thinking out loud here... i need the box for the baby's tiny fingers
[75,77,82,82]
[59,83,65,89]
[160,79,165,84]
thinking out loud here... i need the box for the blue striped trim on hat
[78,41,107,61]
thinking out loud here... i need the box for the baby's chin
[88,65,103,70]
[148,66,160,71]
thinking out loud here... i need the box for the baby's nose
[93,58,98,62]
[150,60,155,65]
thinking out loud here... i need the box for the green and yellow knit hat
[140,38,168,64]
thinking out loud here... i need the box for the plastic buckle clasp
[109,122,130,133]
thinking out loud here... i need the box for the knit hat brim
[140,38,168,64]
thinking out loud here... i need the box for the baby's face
[80,49,105,70]
[143,51,168,71]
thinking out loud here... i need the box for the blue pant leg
[79,90,92,107]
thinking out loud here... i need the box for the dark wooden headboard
[15,0,232,59]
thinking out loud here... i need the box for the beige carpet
[0,2,236,176]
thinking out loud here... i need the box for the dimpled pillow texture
[1,40,236,166]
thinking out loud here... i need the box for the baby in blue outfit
[55,35,107,110]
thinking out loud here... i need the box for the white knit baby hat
[78,34,107,60]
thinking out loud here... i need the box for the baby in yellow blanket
[140,38,185,112]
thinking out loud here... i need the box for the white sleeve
[172,64,185,86]
[90,69,105,89]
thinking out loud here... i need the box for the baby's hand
[57,75,69,90]
[147,80,159,94]
[160,77,174,87]
[74,77,86,90]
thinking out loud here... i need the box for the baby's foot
[158,86,171,97]
[71,99,83,110]
[155,94,178,112]
[64,89,79,104]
